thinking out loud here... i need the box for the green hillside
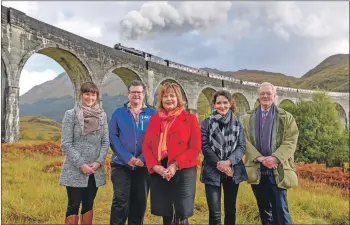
[19,116,61,141]
[203,54,350,92]
[297,54,349,92]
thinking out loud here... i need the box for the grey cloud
[119,1,232,40]
[263,2,349,39]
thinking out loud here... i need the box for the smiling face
[128,85,144,106]
[259,84,276,109]
[162,88,178,111]
[214,95,231,116]
[81,92,97,107]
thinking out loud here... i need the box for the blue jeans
[205,177,240,225]
[251,175,292,225]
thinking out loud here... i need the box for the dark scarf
[209,110,240,160]
[255,104,276,156]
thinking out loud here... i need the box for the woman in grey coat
[59,82,109,225]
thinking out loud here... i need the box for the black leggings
[65,174,98,217]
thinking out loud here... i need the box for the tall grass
[1,147,349,224]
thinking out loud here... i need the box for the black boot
[163,215,174,225]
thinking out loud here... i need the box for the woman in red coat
[142,82,201,225]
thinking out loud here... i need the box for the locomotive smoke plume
[119,1,232,40]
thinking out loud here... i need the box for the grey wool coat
[59,108,110,187]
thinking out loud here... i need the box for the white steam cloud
[120,1,232,39]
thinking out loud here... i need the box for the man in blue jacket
[109,80,156,225]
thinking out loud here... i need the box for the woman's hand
[152,165,168,178]
[217,160,233,177]
[89,162,101,171]
[165,163,178,181]
[217,160,231,171]
[80,164,95,175]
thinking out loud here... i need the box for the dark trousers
[110,166,150,225]
[66,174,98,217]
[150,159,197,225]
[205,177,240,225]
[251,175,292,225]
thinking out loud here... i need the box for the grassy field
[19,116,62,141]
[2,116,349,224]
[1,143,349,225]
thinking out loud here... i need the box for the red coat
[142,110,201,174]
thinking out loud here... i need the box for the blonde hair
[155,82,186,110]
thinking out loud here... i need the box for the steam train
[113,43,348,96]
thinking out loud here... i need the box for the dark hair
[128,80,146,92]
[211,90,236,113]
[80,82,100,102]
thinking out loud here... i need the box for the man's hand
[80,164,95,175]
[134,158,144,167]
[89,162,101,171]
[256,156,266,163]
[152,165,169,178]
[128,157,137,167]
[262,156,278,169]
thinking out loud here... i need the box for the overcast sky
[2,1,349,95]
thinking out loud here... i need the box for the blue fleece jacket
[109,102,157,169]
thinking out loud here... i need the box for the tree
[281,92,349,167]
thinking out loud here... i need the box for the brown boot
[65,215,79,225]
[81,210,93,225]
[173,218,189,225]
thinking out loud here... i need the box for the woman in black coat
[200,90,248,225]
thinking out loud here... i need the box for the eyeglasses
[129,91,144,95]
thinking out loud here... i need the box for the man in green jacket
[242,82,299,225]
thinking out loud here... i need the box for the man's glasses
[129,91,144,95]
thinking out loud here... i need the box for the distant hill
[202,53,349,92]
[19,116,62,141]
[20,72,73,104]
[20,72,128,104]
[20,94,128,123]
[297,54,349,92]
[202,68,298,87]
[20,72,129,123]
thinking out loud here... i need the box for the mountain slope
[20,72,74,104]
[20,94,128,123]
[203,53,349,92]
[20,72,128,104]
[297,54,349,91]
[202,67,299,87]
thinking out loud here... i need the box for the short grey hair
[259,82,277,94]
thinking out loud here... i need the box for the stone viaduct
[1,6,349,142]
